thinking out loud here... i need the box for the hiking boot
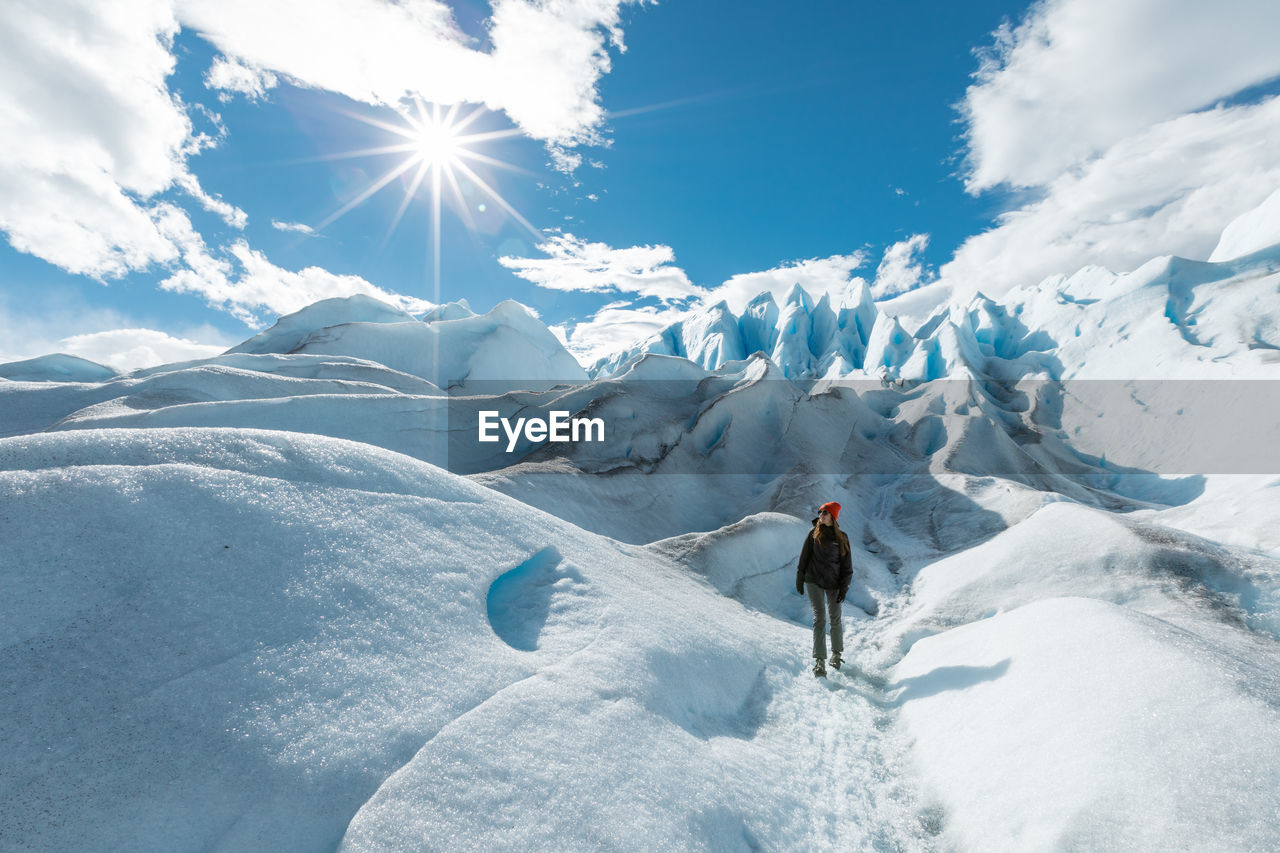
[813,659,827,678]
[830,653,842,671]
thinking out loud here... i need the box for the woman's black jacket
[795,523,853,596]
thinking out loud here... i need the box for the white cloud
[945,96,1280,297]
[0,169,176,279]
[0,301,116,367]
[58,328,227,371]
[175,172,248,228]
[499,232,694,362]
[871,234,933,300]
[175,0,474,107]
[177,0,638,146]
[499,233,699,303]
[154,207,432,325]
[271,220,316,235]
[223,242,435,321]
[962,0,1280,192]
[946,0,1280,299]
[548,146,585,175]
[486,0,629,145]
[204,55,278,101]
[0,287,234,369]
[555,302,688,366]
[537,248,871,365]
[709,253,868,314]
[0,0,191,277]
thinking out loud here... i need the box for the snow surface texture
[4,213,1280,850]
[0,429,928,851]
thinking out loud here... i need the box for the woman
[795,501,852,677]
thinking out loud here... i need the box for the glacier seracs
[594,234,1280,384]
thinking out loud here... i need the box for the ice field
[4,195,1280,849]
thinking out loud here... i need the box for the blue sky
[3,0,1280,369]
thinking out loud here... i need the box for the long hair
[812,517,850,556]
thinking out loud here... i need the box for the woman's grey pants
[806,582,843,660]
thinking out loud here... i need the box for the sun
[313,99,540,301]
[406,114,463,168]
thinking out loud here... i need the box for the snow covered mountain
[230,293,587,389]
[4,209,1280,849]
[596,233,1280,383]
[0,352,120,382]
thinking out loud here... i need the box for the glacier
[596,236,1280,383]
[3,200,1280,850]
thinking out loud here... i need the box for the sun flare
[411,122,461,167]
[404,111,465,168]
[313,99,540,300]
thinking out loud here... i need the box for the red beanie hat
[819,501,841,522]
